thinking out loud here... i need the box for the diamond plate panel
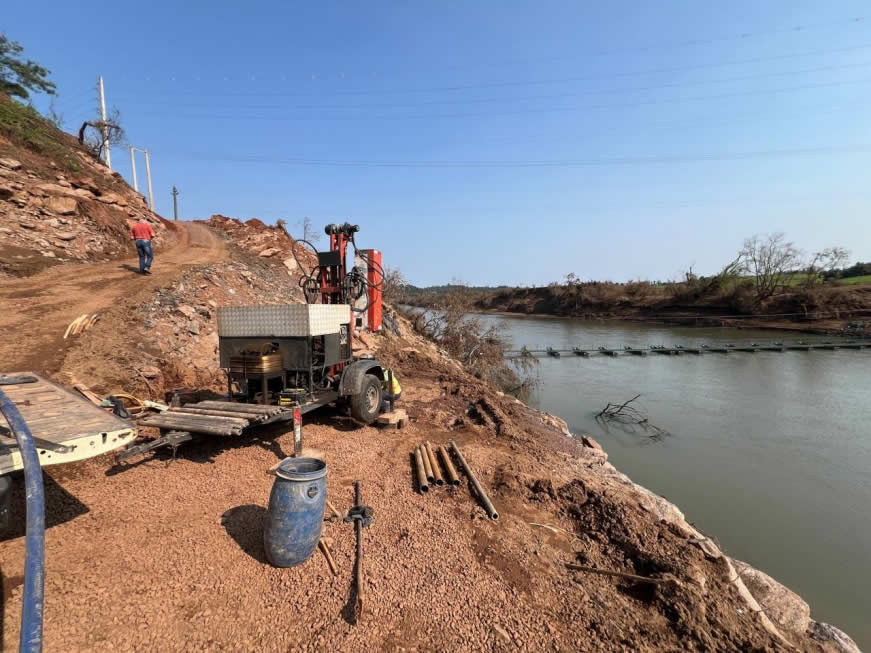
[217,304,350,337]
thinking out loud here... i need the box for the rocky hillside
[0,93,169,278]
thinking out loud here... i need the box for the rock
[207,300,217,308]
[492,625,512,644]
[0,157,22,170]
[258,247,281,258]
[0,184,14,200]
[19,221,37,230]
[36,182,81,199]
[42,251,55,258]
[282,257,298,273]
[0,227,12,234]
[96,191,128,207]
[732,559,810,634]
[188,321,201,335]
[140,366,161,379]
[177,305,197,319]
[56,232,76,241]
[53,240,69,248]
[581,435,604,451]
[58,179,72,188]
[45,218,60,228]
[45,196,78,215]
[807,621,861,653]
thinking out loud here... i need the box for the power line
[440,16,867,71]
[170,144,871,169]
[110,41,871,100]
[113,60,871,112]
[152,76,871,122]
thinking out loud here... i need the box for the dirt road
[0,222,226,374]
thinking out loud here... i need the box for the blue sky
[7,1,871,285]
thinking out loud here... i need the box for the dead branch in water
[596,395,670,441]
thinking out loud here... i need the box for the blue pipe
[0,389,45,653]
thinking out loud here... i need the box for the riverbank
[405,281,871,337]
[1,314,861,651]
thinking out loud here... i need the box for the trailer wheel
[350,374,382,424]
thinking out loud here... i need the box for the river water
[478,313,870,649]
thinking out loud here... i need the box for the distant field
[836,275,871,286]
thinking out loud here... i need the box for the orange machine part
[363,249,383,331]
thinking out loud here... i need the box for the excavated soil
[0,217,859,651]
[1,326,852,652]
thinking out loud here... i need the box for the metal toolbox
[217,304,351,338]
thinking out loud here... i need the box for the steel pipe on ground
[438,445,461,487]
[420,442,434,483]
[413,447,429,493]
[425,442,445,486]
[449,441,499,521]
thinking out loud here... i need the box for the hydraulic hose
[0,386,46,653]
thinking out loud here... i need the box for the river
[478,313,870,649]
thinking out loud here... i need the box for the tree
[739,233,802,303]
[78,107,125,161]
[382,266,408,304]
[0,34,56,99]
[804,247,849,288]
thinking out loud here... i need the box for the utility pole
[144,149,154,212]
[98,76,111,169]
[171,186,179,220]
[129,146,138,191]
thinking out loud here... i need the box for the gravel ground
[0,317,856,652]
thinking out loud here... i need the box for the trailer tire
[350,374,382,425]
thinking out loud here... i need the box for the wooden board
[376,408,408,429]
[0,372,136,474]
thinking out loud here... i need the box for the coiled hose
[0,386,45,653]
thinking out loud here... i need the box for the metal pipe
[425,442,445,486]
[449,441,499,521]
[195,401,282,414]
[353,481,364,621]
[438,445,461,487]
[171,407,263,421]
[138,418,241,436]
[161,412,249,427]
[413,448,429,493]
[419,442,434,483]
[0,388,46,652]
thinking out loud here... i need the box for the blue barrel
[263,457,327,567]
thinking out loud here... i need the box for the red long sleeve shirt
[131,222,155,241]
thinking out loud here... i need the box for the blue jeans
[135,239,153,272]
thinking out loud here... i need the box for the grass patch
[836,275,871,286]
[0,97,84,171]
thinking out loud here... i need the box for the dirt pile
[0,95,168,278]
[205,214,316,275]
[60,256,308,400]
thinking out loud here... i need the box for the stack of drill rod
[413,441,460,492]
[412,440,499,521]
[139,401,286,436]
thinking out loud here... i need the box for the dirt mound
[0,95,169,277]
[204,214,317,273]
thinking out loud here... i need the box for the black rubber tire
[349,374,382,425]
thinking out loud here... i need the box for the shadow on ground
[221,504,267,564]
[1,473,89,541]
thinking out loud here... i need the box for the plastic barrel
[263,457,327,567]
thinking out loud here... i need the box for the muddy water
[480,313,871,649]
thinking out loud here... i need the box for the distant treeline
[824,262,871,280]
[403,283,512,297]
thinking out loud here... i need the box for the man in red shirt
[130,217,155,275]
